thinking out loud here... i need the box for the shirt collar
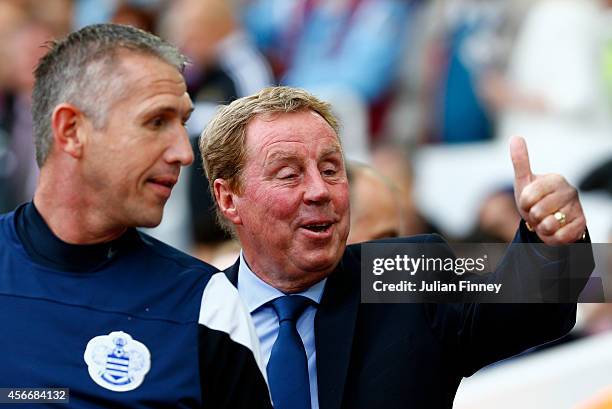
[15,202,140,273]
[237,251,327,314]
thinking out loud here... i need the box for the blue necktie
[267,295,312,409]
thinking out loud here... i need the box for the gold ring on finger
[553,211,566,226]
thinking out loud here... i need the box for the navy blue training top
[0,204,271,408]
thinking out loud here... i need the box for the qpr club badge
[84,331,151,392]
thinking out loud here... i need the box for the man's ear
[214,178,242,225]
[51,103,87,159]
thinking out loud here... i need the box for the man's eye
[277,168,298,179]
[322,168,338,176]
[149,117,166,128]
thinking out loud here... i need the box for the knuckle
[569,186,578,199]
[547,173,563,185]
[521,186,535,205]
[554,229,570,243]
[537,223,552,236]
[518,195,530,211]
[529,205,543,222]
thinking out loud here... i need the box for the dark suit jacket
[225,224,594,409]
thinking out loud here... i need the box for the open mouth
[302,223,332,233]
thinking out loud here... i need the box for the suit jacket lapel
[315,247,360,409]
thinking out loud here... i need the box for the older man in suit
[199,86,593,409]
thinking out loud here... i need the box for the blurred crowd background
[1,0,612,407]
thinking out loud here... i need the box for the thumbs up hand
[510,137,586,244]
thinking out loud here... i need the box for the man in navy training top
[0,23,272,408]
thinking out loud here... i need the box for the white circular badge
[84,331,151,392]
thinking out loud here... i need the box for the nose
[166,126,194,167]
[303,168,331,205]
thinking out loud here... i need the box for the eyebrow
[264,145,343,165]
[264,151,300,166]
[319,146,343,160]
[147,105,194,120]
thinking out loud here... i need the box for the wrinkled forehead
[244,110,343,159]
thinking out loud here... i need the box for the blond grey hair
[33,23,187,167]
[200,86,341,234]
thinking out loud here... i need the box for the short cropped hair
[200,86,341,235]
[32,23,187,167]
